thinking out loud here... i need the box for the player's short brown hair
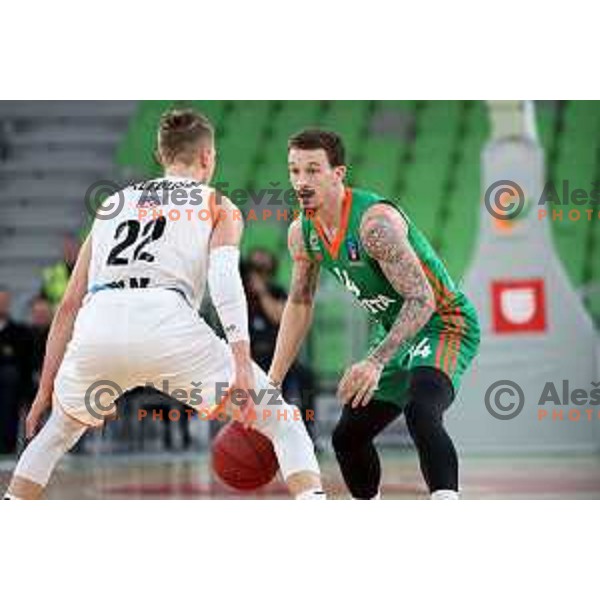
[158,108,214,166]
[288,129,346,167]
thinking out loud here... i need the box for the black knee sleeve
[331,420,354,455]
[405,370,453,431]
[405,367,458,492]
[332,402,402,499]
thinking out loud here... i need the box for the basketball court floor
[1,450,599,499]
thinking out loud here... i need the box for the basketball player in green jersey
[268,129,480,500]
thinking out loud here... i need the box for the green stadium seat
[463,101,489,139]
[215,103,273,190]
[452,156,480,198]
[251,156,290,193]
[272,101,323,134]
[213,159,253,194]
[419,101,462,132]
[116,100,176,176]
[413,133,456,161]
[354,137,404,197]
[378,100,417,112]
[586,225,600,322]
[240,220,286,256]
[262,101,323,164]
[553,160,596,193]
[402,201,441,240]
[401,163,446,238]
[437,153,481,280]
[223,101,272,138]
[438,187,481,281]
[403,161,447,205]
[460,136,484,166]
[535,104,557,151]
[558,133,597,155]
[318,101,371,149]
[564,101,600,132]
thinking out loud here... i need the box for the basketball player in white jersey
[4,109,324,500]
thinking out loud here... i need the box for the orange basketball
[212,421,279,491]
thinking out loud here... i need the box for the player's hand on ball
[229,364,257,428]
[337,358,383,408]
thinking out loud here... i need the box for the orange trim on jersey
[451,311,466,374]
[444,317,458,374]
[420,263,443,304]
[314,187,353,260]
[435,331,447,370]
[452,320,462,373]
[419,259,470,376]
[421,261,456,373]
[442,309,466,375]
[440,312,452,373]
[421,262,457,314]
[423,262,449,371]
[427,295,466,375]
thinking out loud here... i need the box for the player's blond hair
[157,108,214,166]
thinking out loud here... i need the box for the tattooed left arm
[337,204,435,408]
[360,204,436,368]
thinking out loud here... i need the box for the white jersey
[54,176,320,484]
[89,176,218,309]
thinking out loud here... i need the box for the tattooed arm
[268,219,320,387]
[337,204,435,407]
[361,203,435,366]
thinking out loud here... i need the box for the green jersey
[301,187,473,332]
[300,187,480,403]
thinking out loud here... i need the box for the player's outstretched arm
[207,196,255,415]
[361,203,435,367]
[268,219,320,387]
[27,235,91,438]
[207,197,249,357]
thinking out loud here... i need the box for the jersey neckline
[313,187,353,260]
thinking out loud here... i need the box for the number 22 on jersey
[107,216,167,266]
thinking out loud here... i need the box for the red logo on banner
[491,279,547,334]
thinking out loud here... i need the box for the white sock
[431,489,460,500]
[296,488,327,500]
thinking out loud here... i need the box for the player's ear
[199,146,213,169]
[334,165,347,182]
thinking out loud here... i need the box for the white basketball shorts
[54,288,301,435]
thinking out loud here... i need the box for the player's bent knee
[14,407,87,488]
[405,367,455,435]
[331,422,355,455]
[404,399,438,426]
[260,406,320,480]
